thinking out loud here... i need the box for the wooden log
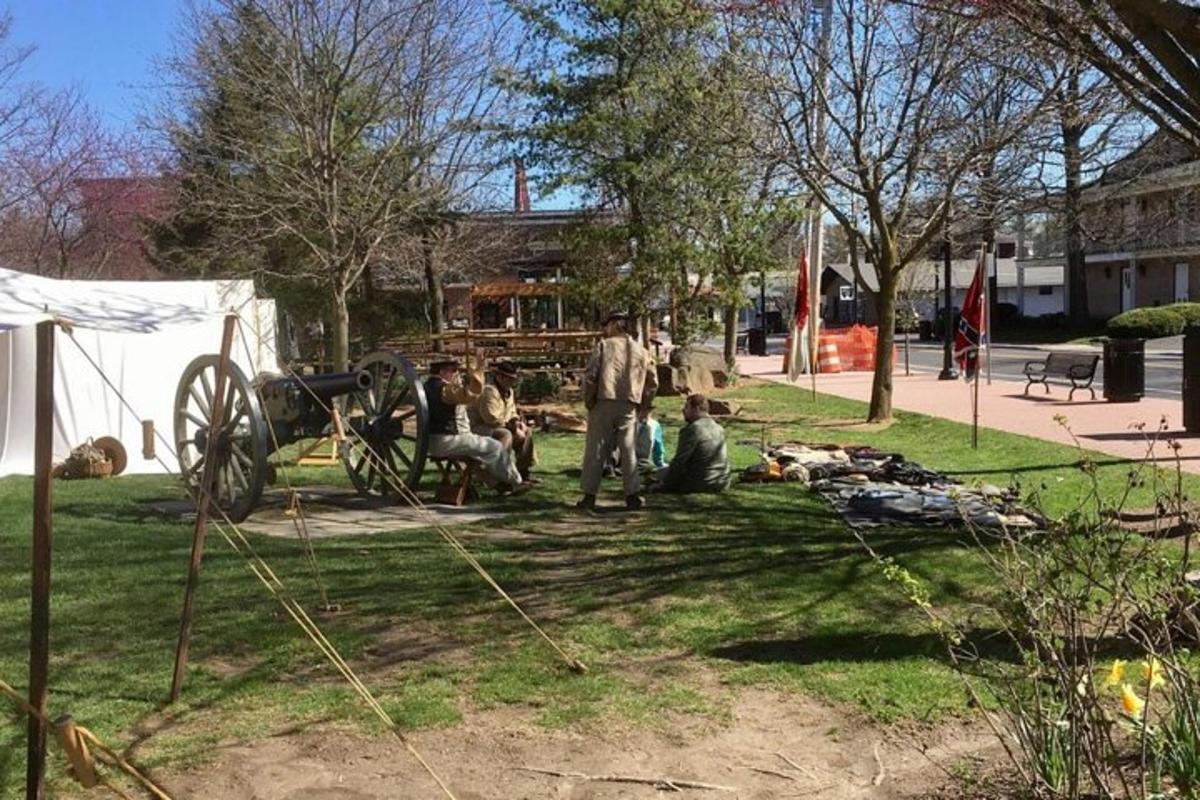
[53,716,98,789]
[169,314,237,702]
[27,320,54,800]
[141,419,156,460]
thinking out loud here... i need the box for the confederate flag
[954,248,986,379]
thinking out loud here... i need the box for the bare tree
[968,0,1200,149]
[0,93,155,278]
[158,0,505,370]
[754,0,1046,421]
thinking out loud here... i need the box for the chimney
[514,157,531,213]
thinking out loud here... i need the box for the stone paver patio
[737,354,1200,473]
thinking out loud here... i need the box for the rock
[706,398,740,417]
[656,363,682,396]
[666,345,727,395]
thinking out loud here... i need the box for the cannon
[174,350,430,522]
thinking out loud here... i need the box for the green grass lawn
[0,378,1189,797]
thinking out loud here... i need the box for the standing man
[469,360,537,481]
[651,394,731,494]
[425,353,528,493]
[578,312,658,511]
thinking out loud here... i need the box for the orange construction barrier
[816,341,842,373]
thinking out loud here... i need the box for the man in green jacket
[653,394,731,494]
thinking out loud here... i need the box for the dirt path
[164,689,997,799]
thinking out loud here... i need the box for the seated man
[424,354,528,493]
[652,394,731,494]
[468,361,537,481]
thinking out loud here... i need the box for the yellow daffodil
[1121,683,1145,718]
[1142,658,1166,691]
[1105,659,1127,687]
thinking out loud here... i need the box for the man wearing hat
[578,311,658,511]
[469,360,537,481]
[424,352,528,492]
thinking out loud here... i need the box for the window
[1038,285,1053,296]
[997,242,1016,259]
[839,285,855,301]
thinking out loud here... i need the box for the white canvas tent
[0,267,277,476]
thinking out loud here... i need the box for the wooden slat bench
[1023,352,1100,401]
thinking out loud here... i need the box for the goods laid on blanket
[741,442,1042,530]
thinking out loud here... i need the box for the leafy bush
[1166,302,1200,328]
[516,371,562,402]
[1106,306,1186,339]
[993,302,1020,325]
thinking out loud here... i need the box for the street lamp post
[938,237,958,380]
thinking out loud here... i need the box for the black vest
[424,376,460,435]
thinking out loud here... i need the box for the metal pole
[939,238,957,380]
[170,314,237,702]
[759,269,766,350]
[985,243,993,386]
[808,0,832,382]
[27,320,54,800]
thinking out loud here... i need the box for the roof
[471,281,565,299]
[824,257,1024,291]
[0,266,258,332]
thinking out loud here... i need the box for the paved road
[755,334,1185,400]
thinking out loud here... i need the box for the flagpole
[808,0,832,401]
[985,242,993,386]
[972,343,981,449]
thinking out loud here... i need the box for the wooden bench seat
[1023,352,1100,401]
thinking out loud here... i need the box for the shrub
[516,371,561,402]
[1106,306,1186,339]
[993,302,1020,325]
[1166,302,1200,327]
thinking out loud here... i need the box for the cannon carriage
[174,350,430,522]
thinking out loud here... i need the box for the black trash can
[748,328,767,356]
[1185,326,1200,431]
[918,320,933,342]
[1103,337,1145,403]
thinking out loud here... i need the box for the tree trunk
[332,281,350,372]
[722,304,738,369]
[868,274,897,423]
[1062,67,1089,324]
[423,236,446,353]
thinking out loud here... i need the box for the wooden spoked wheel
[342,351,429,497]
[174,354,268,523]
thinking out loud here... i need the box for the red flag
[954,248,986,379]
[793,249,809,333]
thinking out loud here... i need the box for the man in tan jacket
[469,361,536,480]
[578,311,658,511]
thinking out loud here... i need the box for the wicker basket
[81,460,113,479]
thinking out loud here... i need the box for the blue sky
[7,0,181,131]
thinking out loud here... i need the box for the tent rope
[0,677,173,799]
[57,321,460,800]
[233,327,331,608]
[231,315,586,673]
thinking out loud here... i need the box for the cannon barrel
[291,369,373,403]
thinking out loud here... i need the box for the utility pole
[806,0,834,374]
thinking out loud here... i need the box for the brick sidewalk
[736,354,1200,473]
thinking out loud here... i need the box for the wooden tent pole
[170,314,237,702]
[27,319,55,800]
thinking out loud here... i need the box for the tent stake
[170,314,237,702]
[27,320,55,800]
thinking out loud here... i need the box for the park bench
[1022,351,1100,400]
